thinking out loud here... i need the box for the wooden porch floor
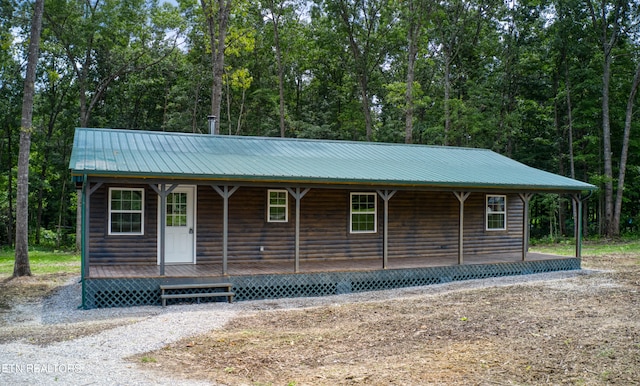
[89,252,572,279]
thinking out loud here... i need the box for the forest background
[1,0,640,251]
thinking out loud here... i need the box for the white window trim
[350,192,377,234]
[486,194,507,231]
[267,189,288,223]
[108,187,145,235]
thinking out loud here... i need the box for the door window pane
[166,192,188,227]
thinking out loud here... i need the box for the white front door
[159,186,195,264]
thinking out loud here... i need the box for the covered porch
[83,253,580,308]
[89,252,572,279]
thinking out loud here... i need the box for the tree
[200,0,232,134]
[263,0,288,137]
[401,0,430,143]
[433,0,478,145]
[325,0,395,141]
[0,0,22,247]
[45,0,179,128]
[613,60,640,235]
[587,0,625,237]
[14,0,45,277]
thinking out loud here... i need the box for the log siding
[89,184,158,265]
[89,184,524,266]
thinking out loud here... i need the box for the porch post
[377,190,397,269]
[518,193,533,261]
[82,180,89,281]
[453,192,470,265]
[212,185,239,275]
[572,193,583,258]
[150,183,179,276]
[158,185,167,276]
[287,187,310,273]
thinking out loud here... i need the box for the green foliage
[2,0,640,245]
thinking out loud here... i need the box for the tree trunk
[612,62,640,234]
[337,0,374,141]
[269,4,286,138]
[236,88,247,135]
[215,0,231,134]
[226,76,232,134]
[404,0,420,144]
[6,127,13,247]
[77,33,94,128]
[201,0,232,135]
[56,177,67,248]
[601,50,614,236]
[15,0,45,277]
[565,61,578,235]
[35,163,46,244]
[358,74,373,141]
[192,77,202,133]
[588,0,622,237]
[555,87,566,236]
[443,56,452,146]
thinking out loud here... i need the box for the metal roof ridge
[75,127,494,153]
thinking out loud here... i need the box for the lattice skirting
[82,258,580,309]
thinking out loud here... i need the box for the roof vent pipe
[208,115,216,135]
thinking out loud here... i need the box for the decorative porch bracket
[82,180,103,280]
[570,192,592,258]
[453,192,470,265]
[377,190,397,269]
[149,183,179,276]
[212,185,240,275]
[518,193,534,261]
[286,187,310,273]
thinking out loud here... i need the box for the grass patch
[0,248,79,277]
[531,238,640,257]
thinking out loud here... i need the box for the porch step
[160,282,234,307]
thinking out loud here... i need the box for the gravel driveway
[0,270,591,385]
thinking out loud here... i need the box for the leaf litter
[136,254,640,385]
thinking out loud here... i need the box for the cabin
[69,128,595,308]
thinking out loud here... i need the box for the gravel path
[0,269,594,386]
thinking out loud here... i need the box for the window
[350,193,377,233]
[268,189,288,222]
[109,188,144,235]
[486,195,506,230]
[166,192,187,227]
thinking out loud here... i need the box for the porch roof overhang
[69,128,596,194]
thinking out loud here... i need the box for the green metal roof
[69,128,595,192]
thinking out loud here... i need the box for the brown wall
[89,184,524,265]
[89,184,158,265]
[220,189,524,262]
[197,186,297,263]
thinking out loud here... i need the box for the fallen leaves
[135,254,640,385]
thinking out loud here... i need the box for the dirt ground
[136,254,640,385]
[0,273,137,345]
[1,254,638,385]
